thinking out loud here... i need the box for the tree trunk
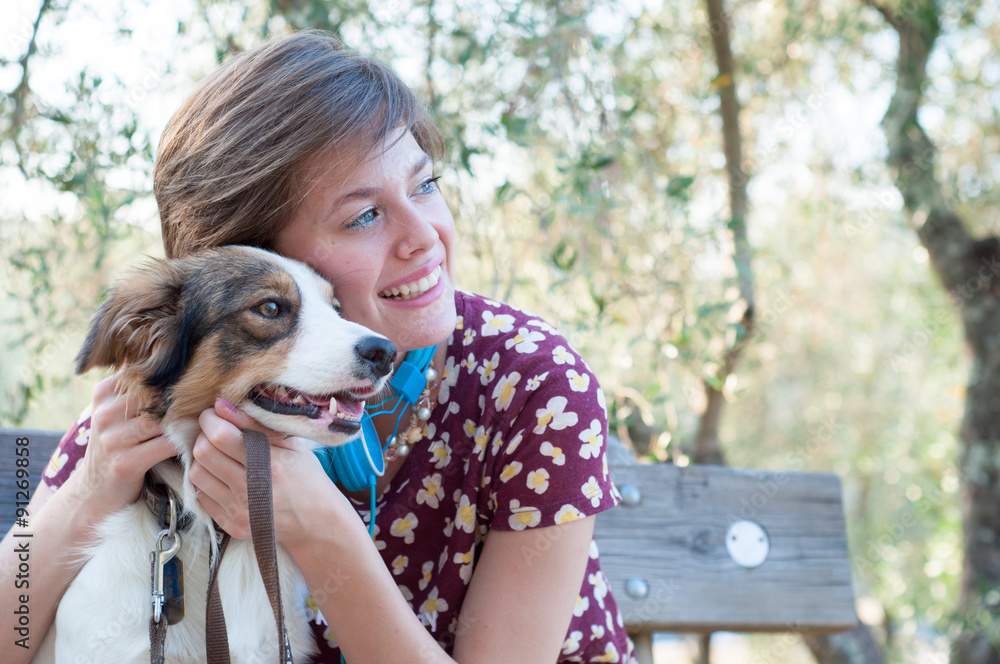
[870,1,1000,662]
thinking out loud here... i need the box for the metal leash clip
[150,491,183,624]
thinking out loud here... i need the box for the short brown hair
[155,31,444,259]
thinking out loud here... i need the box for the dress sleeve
[41,409,92,491]
[482,324,621,532]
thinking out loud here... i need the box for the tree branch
[868,0,977,296]
[692,0,756,466]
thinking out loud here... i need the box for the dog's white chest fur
[34,501,317,663]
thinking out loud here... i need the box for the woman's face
[274,130,457,354]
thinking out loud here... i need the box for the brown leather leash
[204,428,294,664]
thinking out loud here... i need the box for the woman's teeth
[380,265,441,301]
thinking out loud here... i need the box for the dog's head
[76,246,396,447]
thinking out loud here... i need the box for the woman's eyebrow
[328,153,433,211]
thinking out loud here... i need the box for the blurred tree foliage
[3,0,999,661]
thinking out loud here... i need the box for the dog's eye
[255,301,282,318]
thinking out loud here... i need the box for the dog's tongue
[332,396,365,419]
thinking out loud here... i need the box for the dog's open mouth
[250,384,366,430]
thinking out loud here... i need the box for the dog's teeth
[292,395,307,405]
[275,386,288,399]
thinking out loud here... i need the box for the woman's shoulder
[453,290,580,365]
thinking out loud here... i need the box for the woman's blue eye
[418,176,442,195]
[347,208,378,230]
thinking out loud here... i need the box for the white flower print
[505,327,545,354]
[505,429,524,455]
[478,351,500,386]
[463,328,476,346]
[44,452,67,478]
[526,468,550,495]
[490,430,505,456]
[453,548,474,584]
[552,345,576,366]
[74,425,90,446]
[540,441,566,466]
[572,594,590,617]
[566,369,590,393]
[578,419,604,459]
[590,571,609,609]
[582,477,604,508]
[481,311,515,336]
[534,396,579,435]
[417,473,443,509]
[461,352,477,374]
[455,493,476,533]
[590,624,606,640]
[592,642,619,663]
[472,425,490,461]
[596,385,608,418]
[420,586,448,630]
[562,631,583,655]
[526,372,549,391]
[429,439,452,469]
[500,461,524,484]
[554,504,585,524]
[492,371,520,411]
[391,555,409,576]
[443,515,454,538]
[419,561,434,591]
[528,318,559,335]
[371,522,387,551]
[507,499,541,530]
[390,512,419,544]
[438,355,459,404]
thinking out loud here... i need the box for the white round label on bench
[725,520,769,568]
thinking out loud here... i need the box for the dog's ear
[75,258,193,386]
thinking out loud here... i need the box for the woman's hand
[189,399,347,548]
[64,374,177,525]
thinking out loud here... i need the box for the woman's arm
[193,403,596,664]
[451,517,594,663]
[0,376,176,664]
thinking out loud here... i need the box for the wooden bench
[1,428,857,662]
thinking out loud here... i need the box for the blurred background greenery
[3,0,998,662]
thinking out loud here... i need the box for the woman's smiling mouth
[379,265,442,301]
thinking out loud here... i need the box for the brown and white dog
[33,245,395,664]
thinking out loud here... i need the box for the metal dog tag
[162,556,185,625]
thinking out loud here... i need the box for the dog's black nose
[356,336,396,377]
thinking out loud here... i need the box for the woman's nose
[393,203,438,258]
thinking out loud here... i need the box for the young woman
[1,31,636,663]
